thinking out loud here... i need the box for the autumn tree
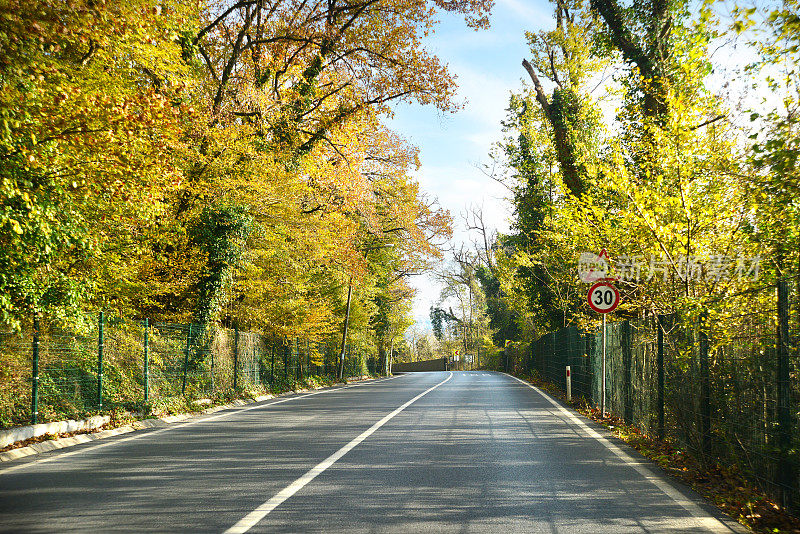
[493,0,607,333]
[0,0,197,329]
[493,0,756,339]
[183,0,471,329]
[590,0,678,123]
[736,1,800,278]
[521,0,606,197]
[132,0,470,343]
[0,0,479,388]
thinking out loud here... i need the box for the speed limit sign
[587,280,619,313]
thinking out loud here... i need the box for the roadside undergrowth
[513,371,800,534]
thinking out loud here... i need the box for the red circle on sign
[587,280,620,314]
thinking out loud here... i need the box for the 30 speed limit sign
[587,280,620,313]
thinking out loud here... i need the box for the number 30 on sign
[587,280,620,314]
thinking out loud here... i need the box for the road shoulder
[505,373,749,534]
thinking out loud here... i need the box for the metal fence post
[622,321,633,425]
[657,314,665,441]
[296,338,302,380]
[97,311,104,410]
[257,342,263,386]
[777,278,794,507]
[233,326,239,391]
[283,341,288,381]
[31,314,40,425]
[182,324,191,395]
[585,333,593,403]
[270,339,275,384]
[144,318,149,404]
[210,327,215,393]
[699,310,711,459]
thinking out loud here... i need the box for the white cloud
[450,63,513,129]
[415,165,511,232]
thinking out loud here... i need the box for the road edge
[504,372,749,534]
[0,375,401,467]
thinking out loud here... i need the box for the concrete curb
[0,415,112,449]
[0,395,280,463]
[0,380,381,463]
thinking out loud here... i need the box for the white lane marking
[224,372,454,534]
[0,375,405,475]
[506,374,739,533]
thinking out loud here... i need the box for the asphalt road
[0,372,743,533]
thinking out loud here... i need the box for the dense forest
[2,0,799,365]
[0,0,499,370]
[431,0,799,361]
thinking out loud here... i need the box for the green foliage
[0,0,475,386]
[430,306,448,340]
[0,0,195,328]
[489,0,793,345]
[190,204,254,328]
[738,0,800,272]
[475,265,521,345]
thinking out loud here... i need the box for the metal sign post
[601,314,606,417]
[587,279,620,417]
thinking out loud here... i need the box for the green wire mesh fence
[510,278,799,510]
[0,314,376,429]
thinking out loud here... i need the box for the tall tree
[737,1,800,276]
[521,0,606,197]
[494,0,755,338]
[0,0,196,328]
[590,0,678,122]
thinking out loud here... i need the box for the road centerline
[223,372,454,534]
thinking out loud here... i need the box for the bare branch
[522,59,551,120]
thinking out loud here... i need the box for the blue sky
[388,0,552,330]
